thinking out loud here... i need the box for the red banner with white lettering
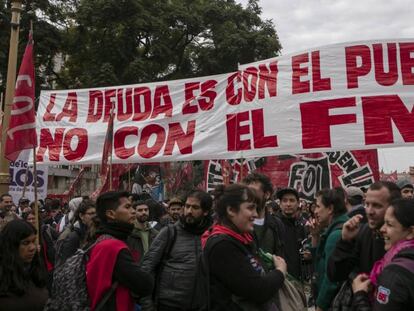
[205,150,379,201]
[35,39,414,165]
[5,34,37,161]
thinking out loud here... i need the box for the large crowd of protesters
[0,173,414,311]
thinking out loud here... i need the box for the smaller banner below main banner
[9,150,48,204]
[205,149,379,201]
[35,39,414,165]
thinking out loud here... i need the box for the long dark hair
[0,220,46,296]
[391,198,414,228]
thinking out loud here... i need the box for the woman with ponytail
[202,184,286,311]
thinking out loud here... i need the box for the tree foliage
[0,0,281,192]
[61,0,281,88]
[1,0,281,93]
[0,0,66,98]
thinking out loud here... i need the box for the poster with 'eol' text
[36,39,414,165]
[205,149,379,201]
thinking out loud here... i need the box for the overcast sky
[238,0,414,172]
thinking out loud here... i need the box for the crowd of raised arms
[1,174,414,311]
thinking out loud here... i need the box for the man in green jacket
[128,200,158,263]
[311,188,349,311]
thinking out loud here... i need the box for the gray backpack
[43,235,116,311]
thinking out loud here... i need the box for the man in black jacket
[55,198,96,267]
[86,191,154,310]
[327,181,401,283]
[141,190,213,311]
[242,173,286,258]
[275,187,308,281]
[345,186,367,223]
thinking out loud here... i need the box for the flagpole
[109,106,114,191]
[32,147,40,242]
[128,167,131,191]
[0,0,23,194]
[28,19,39,243]
[109,151,113,191]
[240,156,244,181]
[21,164,30,198]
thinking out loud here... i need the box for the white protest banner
[9,150,48,204]
[35,39,414,165]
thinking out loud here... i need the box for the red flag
[5,33,37,161]
[63,167,87,197]
[91,164,134,199]
[100,106,114,180]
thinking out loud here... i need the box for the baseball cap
[276,188,299,201]
[168,197,183,207]
[396,178,413,190]
[345,186,364,198]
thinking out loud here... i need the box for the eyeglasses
[85,212,96,216]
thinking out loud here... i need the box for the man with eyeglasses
[55,199,97,266]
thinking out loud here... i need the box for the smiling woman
[352,198,414,311]
[0,220,48,311]
[202,184,287,310]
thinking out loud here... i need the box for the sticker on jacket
[376,286,390,304]
[248,254,264,273]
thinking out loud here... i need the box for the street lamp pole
[0,0,23,194]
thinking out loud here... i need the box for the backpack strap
[391,257,414,274]
[94,281,119,311]
[163,224,178,260]
[203,235,231,311]
[84,234,115,256]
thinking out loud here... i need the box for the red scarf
[201,223,253,248]
[86,239,134,311]
[42,238,54,272]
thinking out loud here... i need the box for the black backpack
[44,235,117,311]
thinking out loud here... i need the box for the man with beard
[141,190,212,311]
[128,201,159,263]
[242,173,285,259]
[159,197,184,227]
[328,181,401,283]
[0,194,19,231]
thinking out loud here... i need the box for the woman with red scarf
[202,184,287,311]
[351,198,414,310]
